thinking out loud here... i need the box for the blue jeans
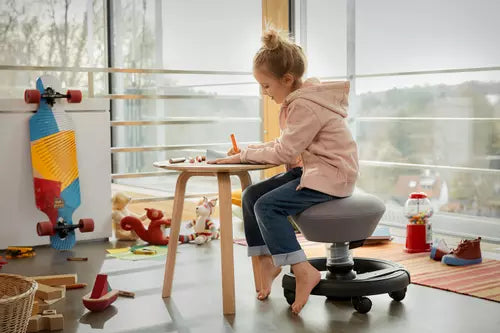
[242,167,335,267]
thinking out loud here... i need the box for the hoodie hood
[283,78,350,118]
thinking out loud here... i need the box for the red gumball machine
[404,192,433,253]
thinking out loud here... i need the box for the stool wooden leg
[235,171,251,191]
[162,171,190,298]
[217,172,235,315]
[236,171,261,292]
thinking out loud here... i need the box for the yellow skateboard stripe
[31,130,79,191]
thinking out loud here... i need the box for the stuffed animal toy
[111,192,146,241]
[120,208,171,245]
[179,197,219,245]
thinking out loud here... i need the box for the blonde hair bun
[261,29,282,50]
[254,29,306,81]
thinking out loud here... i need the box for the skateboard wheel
[25,89,41,104]
[79,218,94,232]
[37,221,54,236]
[66,90,82,103]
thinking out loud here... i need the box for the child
[208,29,359,314]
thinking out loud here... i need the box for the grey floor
[2,238,499,333]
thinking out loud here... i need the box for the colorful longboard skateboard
[26,75,94,250]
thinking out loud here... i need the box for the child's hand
[227,147,239,156]
[207,154,241,164]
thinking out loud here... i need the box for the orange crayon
[230,133,240,153]
[66,283,88,290]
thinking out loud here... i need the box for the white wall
[0,99,112,248]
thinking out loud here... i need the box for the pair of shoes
[430,238,482,266]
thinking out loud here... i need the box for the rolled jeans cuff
[247,245,271,257]
[272,249,307,267]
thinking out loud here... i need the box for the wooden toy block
[43,296,64,305]
[37,296,64,308]
[35,297,51,312]
[42,309,57,315]
[26,313,64,332]
[27,315,42,332]
[56,285,66,298]
[30,274,77,286]
[90,274,109,299]
[35,283,63,301]
[31,300,39,315]
[42,286,66,305]
[47,314,64,330]
[34,289,64,311]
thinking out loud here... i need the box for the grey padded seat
[291,192,386,243]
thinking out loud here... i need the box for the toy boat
[82,274,118,312]
[0,256,7,269]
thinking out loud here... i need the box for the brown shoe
[442,237,482,266]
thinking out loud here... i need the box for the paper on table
[154,161,170,167]
[206,149,227,161]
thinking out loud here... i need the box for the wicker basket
[0,274,38,333]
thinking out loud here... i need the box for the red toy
[0,256,7,269]
[82,274,118,312]
[120,208,171,245]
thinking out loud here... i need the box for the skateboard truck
[25,87,82,106]
[37,218,94,239]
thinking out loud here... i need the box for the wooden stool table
[153,161,274,315]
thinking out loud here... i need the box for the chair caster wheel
[389,288,406,301]
[284,289,295,305]
[352,296,372,313]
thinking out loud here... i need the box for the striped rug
[234,236,500,303]
[353,242,500,302]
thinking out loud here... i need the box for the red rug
[234,237,500,303]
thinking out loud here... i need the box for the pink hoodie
[240,80,359,197]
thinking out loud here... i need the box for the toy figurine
[179,197,219,245]
[120,208,171,245]
[0,256,7,269]
[112,192,147,241]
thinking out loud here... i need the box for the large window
[0,0,106,96]
[1,0,262,198]
[296,0,500,240]
[109,0,262,195]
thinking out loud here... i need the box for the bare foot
[290,261,321,314]
[257,255,282,300]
